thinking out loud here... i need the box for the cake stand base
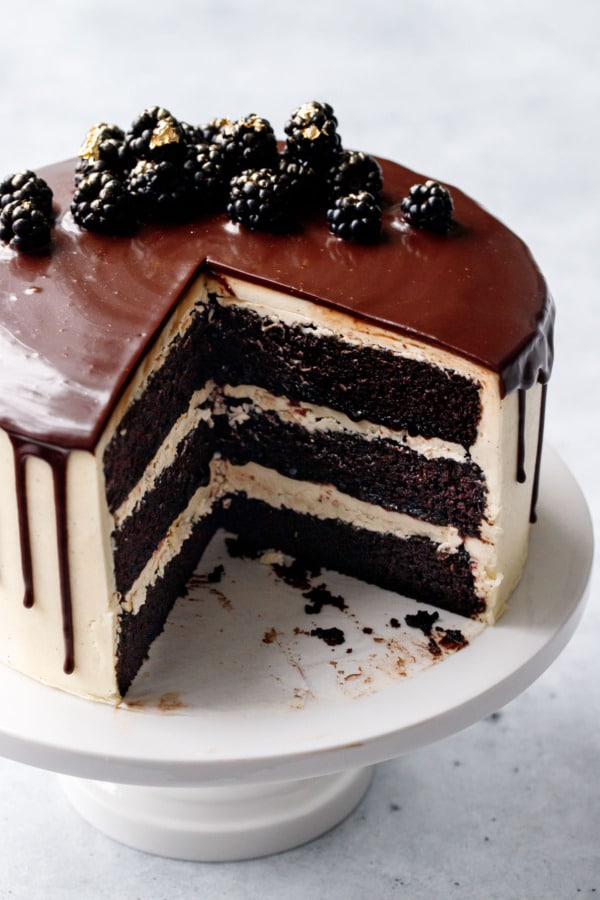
[59,767,374,861]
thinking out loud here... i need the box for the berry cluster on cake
[0,102,554,701]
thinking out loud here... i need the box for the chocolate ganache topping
[0,157,554,451]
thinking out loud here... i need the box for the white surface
[0,1,598,896]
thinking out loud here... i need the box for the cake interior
[97,271,544,698]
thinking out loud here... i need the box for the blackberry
[71,171,137,235]
[215,114,279,175]
[400,180,454,232]
[0,170,53,218]
[0,200,52,252]
[227,168,293,233]
[180,121,202,145]
[197,116,233,145]
[278,150,319,204]
[328,150,383,200]
[183,143,228,211]
[127,159,189,220]
[284,101,342,174]
[74,156,119,187]
[326,191,382,243]
[0,169,35,206]
[126,106,186,163]
[77,123,131,179]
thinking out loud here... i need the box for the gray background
[0,1,598,897]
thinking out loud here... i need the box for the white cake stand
[0,447,592,861]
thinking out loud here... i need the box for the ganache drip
[515,379,548,524]
[9,435,75,674]
[517,389,527,484]
[529,383,548,524]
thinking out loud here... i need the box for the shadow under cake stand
[0,446,593,861]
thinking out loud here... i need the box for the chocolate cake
[0,107,554,701]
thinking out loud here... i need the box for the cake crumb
[405,609,440,636]
[262,627,278,644]
[439,628,468,650]
[428,637,442,657]
[303,583,347,615]
[206,564,225,584]
[310,626,345,647]
[272,556,320,589]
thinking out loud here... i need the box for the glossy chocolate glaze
[0,157,554,450]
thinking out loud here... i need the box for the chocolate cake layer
[209,300,482,448]
[104,305,211,512]
[219,406,486,535]
[112,419,214,597]
[221,496,483,617]
[116,512,218,696]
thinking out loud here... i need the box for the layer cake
[0,138,553,701]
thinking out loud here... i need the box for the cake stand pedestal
[60,767,374,861]
[0,448,593,861]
